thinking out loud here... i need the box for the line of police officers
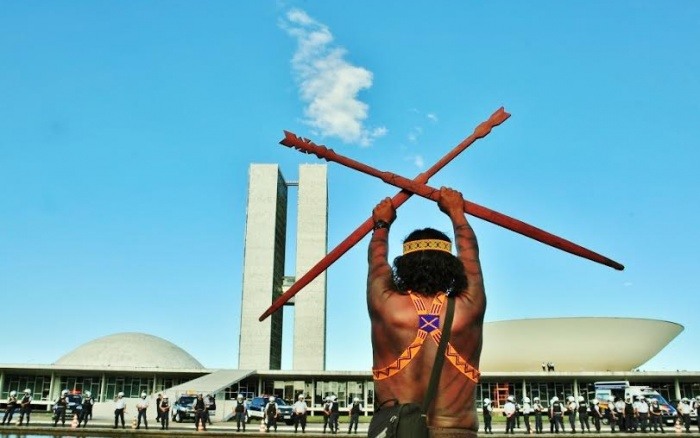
[483,394,700,434]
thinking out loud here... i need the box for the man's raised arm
[438,187,485,310]
[367,197,396,312]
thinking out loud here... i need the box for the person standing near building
[193,393,207,431]
[649,399,664,433]
[504,395,517,434]
[577,395,590,433]
[482,398,493,434]
[367,188,486,436]
[233,394,247,432]
[264,395,279,433]
[53,391,69,427]
[589,399,602,433]
[550,396,565,433]
[329,394,340,434]
[78,391,94,427]
[292,393,308,433]
[159,395,170,430]
[565,395,577,433]
[113,392,126,429]
[135,392,149,429]
[614,396,626,432]
[155,393,162,423]
[532,396,544,434]
[322,396,332,433]
[16,389,32,426]
[677,397,692,433]
[347,397,363,434]
[204,393,215,425]
[624,396,636,432]
[637,396,649,433]
[1,390,18,425]
[522,396,532,434]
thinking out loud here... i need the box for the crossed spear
[259,107,623,321]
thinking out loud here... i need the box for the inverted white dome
[480,317,682,372]
[55,332,204,370]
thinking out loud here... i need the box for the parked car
[246,396,294,425]
[172,395,197,422]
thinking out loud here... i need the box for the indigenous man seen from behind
[368,187,486,437]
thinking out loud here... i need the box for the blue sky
[1,1,698,372]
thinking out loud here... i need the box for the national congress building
[1,164,698,419]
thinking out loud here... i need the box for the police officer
[678,397,692,433]
[607,398,618,433]
[577,395,590,433]
[550,396,565,433]
[637,396,650,432]
[649,399,664,433]
[329,394,340,434]
[53,391,69,427]
[347,397,362,434]
[193,393,207,431]
[1,390,18,425]
[136,392,149,429]
[614,396,626,431]
[532,396,544,434]
[695,396,700,433]
[17,389,32,426]
[233,394,247,432]
[566,395,577,433]
[589,399,602,433]
[624,396,636,432]
[159,395,170,430]
[504,395,517,434]
[204,393,215,425]
[293,393,308,433]
[322,396,332,433]
[155,393,162,423]
[78,390,94,427]
[264,395,279,432]
[482,398,493,434]
[113,391,126,429]
[522,396,532,434]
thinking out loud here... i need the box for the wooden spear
[258,107,510,321]
[278,131,625,272]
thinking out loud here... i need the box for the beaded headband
[402,239,452,255]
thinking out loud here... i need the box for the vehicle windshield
[263,397,288,406]
[179,396,196,405]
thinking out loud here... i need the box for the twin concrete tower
[238,164,328,371]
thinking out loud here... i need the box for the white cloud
[281,9,386,147]
[426,113,438,123]
[407,126,423,143]
[404,154,425,169]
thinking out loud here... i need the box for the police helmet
[577,396,584,402]
[651,399,659,404]
[237,394,244,400]
[24,388,31,394]
[141,392,147,398]
[269,396,276,402]
[507,395,514,402]
[524,397,531,403]
[9,390,17,397]
[696,396,700,401]
[484,398,491,404]
[353,397,360,403]
[331,395,337,401]
[298,394,305,400]
[592,399,599,405]
[533,397,540,402]
[61,389,69,396]
[682,397,689,403]
[118,392,125,397]
[552,396,559,403]
[639,396,645,401]
[164,395,169,399]
[85,391,91,397]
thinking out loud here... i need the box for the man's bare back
[368,187,486,434]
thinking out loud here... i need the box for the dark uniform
[329,398,340,434]
[1,392,18,425]
[53,395,68,426]
[533,398,544,434]
[550,398,565,433]
[348,400,362,433]
[649,401,664,433]
[18,391,32,426]
[265,399,278,432]
[322,399,331,433]
[193,395,207,431]
[589,401,602,432]
[78,394,93,427]
[159,397,170,430]
[483,400,493,434]
[155,394,162,422]
[578,399,590,432]
[624,399,636,432]
[234,397,247,432]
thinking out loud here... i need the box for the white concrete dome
[55,332,204,370]
[480,317,683,372]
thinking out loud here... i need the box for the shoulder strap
[422,295,455,413]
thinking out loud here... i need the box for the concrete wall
[293,165,328,371]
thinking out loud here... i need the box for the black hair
[392,227,467,296]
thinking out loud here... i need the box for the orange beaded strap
[372,292,480,383]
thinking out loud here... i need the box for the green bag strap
[422,295,455,413]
